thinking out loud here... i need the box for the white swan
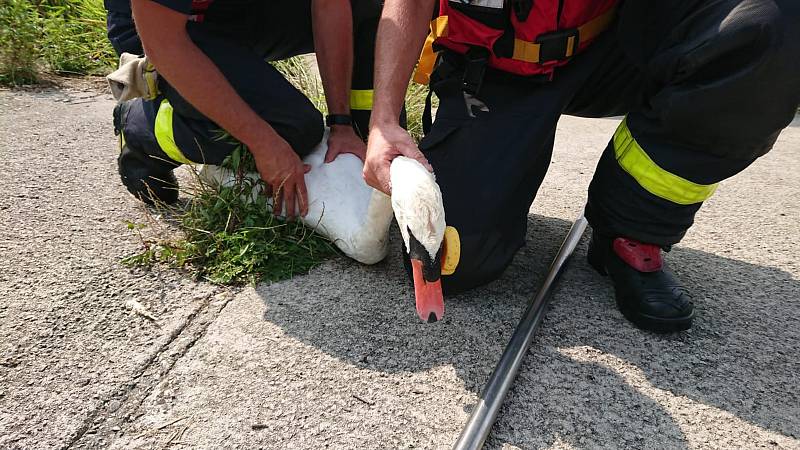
[200,131,458,322]
[389,156,459,323]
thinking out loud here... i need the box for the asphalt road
[1,84,798,450]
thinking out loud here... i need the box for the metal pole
[453,215,589,450]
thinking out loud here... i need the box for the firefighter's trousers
[424,0,800,294]
[113,1,381,169]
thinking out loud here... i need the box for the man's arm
[311,0,368,163]
[363,0,435,194]
[131,0,309,218]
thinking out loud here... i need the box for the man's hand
[325,125,367,163]
[250,138,311,220]
[364,0,435,194]
[364,123,432,194]
[132,0,309,218]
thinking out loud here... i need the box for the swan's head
[390,157,448,323]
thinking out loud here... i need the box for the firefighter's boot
[588,232,694,332]
[113,100,179,205]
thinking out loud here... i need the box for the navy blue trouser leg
[573,0,800,246]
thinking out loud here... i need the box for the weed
[404,81,433,143]
[122,152,337,285]
[0,0,115,84]
[40,0,116,75]
[272,57,327,113]
[0,0,42,85]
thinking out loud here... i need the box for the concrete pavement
[0,84,798,449]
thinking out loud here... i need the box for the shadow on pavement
[258,214,798,448]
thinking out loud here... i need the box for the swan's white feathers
[199,134,446,265]
[199,131,394,264]
[390,156,446,260]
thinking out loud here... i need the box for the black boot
[588,233,694,332]
[113,101,179,205]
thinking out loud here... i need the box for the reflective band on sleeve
[613,118,718,205]
[350,89,374,111]
[154,99,194,165]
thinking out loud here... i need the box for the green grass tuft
[40,0,116,76]
[122,150,338,285]
[0,0,42,85]
[0,0,115,85]
[122,58,341,285]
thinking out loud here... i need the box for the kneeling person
[364,0,800,332]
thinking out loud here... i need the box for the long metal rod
[453,215,589,450]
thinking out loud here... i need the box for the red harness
[415,0,619,84]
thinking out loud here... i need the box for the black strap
[326,114,353,126]
[462,46,490,95]
[422,87,434,135]
[511,0,533,22]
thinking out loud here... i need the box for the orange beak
[411,258,444,323]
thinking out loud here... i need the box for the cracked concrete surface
[0,84,798,449]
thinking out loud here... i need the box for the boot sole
[622,308,693,333]
[587,246,693,333]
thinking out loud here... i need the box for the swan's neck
[390,157,446,260]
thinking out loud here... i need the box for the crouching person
[110,0,381,221]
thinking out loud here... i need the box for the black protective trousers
[110,1,381,168]
[424,0,800,294]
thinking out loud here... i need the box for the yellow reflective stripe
[613,118,718,205]
[154,99,194,165]
[350,89,374,111]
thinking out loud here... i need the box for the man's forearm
[371,0,435,126]
[131,0,283,160]
[152,42,278,155]
[312,0,353,116]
